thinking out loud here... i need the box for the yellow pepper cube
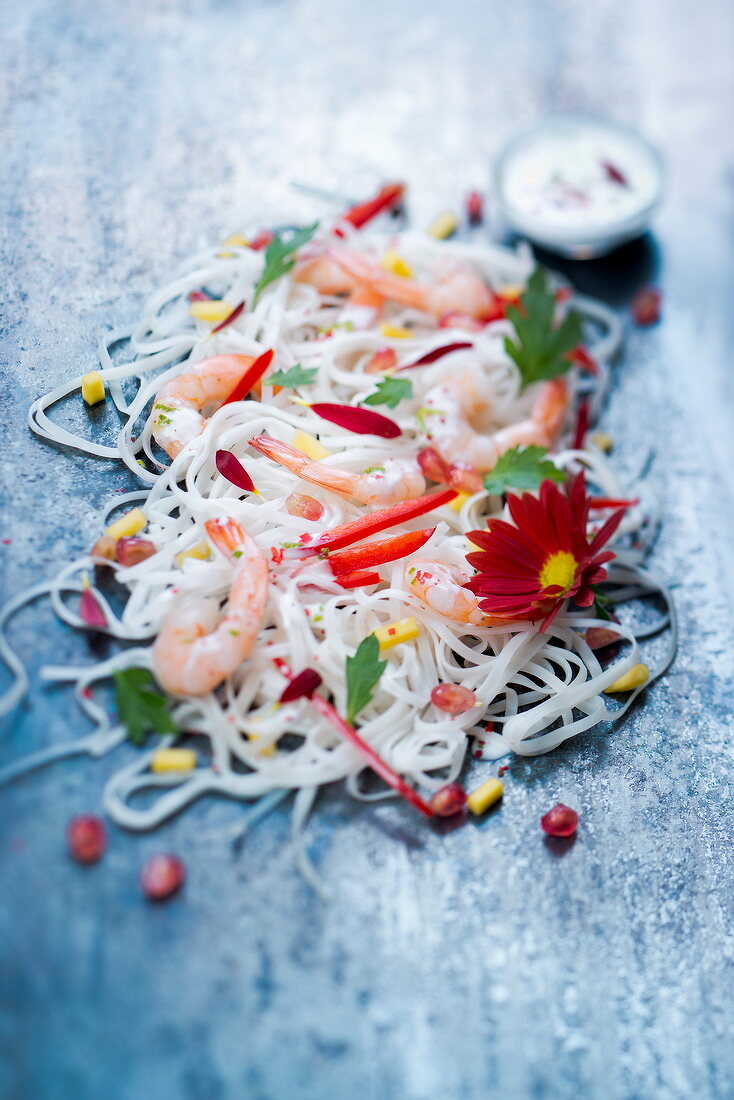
[604,662,649,693]
[426,211,459,240]
[590,430,614,453]
[81,371,106,406]
[293,429,331,460]
[498,284,523,301]
[379,323,414,340]
[467,777,504,816]
[174,541,212,568]
[217,233,250,257]
[380,250,413,278]
[374,617,420,651]
[151,748,197,773]
[105,507,147,541]
[189,299,234,323]
[448,491,472,513]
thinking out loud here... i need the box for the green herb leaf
[252,223,319,306]
[267,363,318,387]
[113,667,178,746]
[504,267,583,389]
[483,445,565,495]
[345,634,387,725]
[591,587,613,621]
[363,377,413,409]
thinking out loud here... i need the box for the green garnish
[592,587,613,622]
[363,466,385,475]
[416,406,442,431]
[252,223,319,306]
[504,267,583,389]
[345,634,386,725]
[483,446,565,495]
[113,668,178,747]
[268,364,318,387]
[363,377,413,410]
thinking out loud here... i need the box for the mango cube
[81,372,106,406]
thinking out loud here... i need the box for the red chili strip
[221,348,275,406]
[573,398,590,450]
[570,345,599,375]
[288,488,457,556]
[273,657,433,817]
[211,300,245,334]
[335,182,405,235]
[279,667,322,704]
[335,569,382,589]
[80,587,107,628]
[589,497,639,509]
[308,402,401,439]
[328,528,435,577]
[215,450,257,494]
[398,341,473,371]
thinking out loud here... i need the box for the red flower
[464,472,625,631]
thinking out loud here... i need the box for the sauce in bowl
[495,117,664,257]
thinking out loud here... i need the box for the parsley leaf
[504,267,583,389]
[363,377,413,409]
[483,445,565,495]
[591,587,613,621]
[267,363,318,387]
[345,634,387,725]
[252,222,319,306]
[113,667,178,746]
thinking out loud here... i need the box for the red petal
[80,587,107,628]
[215,450,257,493]
[587,508,625,555]
[280,667,322,703]
[211,300,245,334]
[310,403,401,438]
[399,342,473,370]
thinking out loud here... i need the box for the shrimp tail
[531,377,570,443]
[248,435,356,496]
[205,518,248,558]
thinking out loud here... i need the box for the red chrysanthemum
[464,472,625,631]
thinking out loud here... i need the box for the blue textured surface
[2,2,734,1098]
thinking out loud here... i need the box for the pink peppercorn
[430,783,467,817]
[540,804,579,838]
[139,853,186,900]
[431,683,477,716]
[67,814,107,864]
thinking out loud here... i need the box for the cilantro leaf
[268,363,318,387]
[504,267,583,389]
[113,667,178,746]
[363,377,413,410]
[345,634,387,725]
[483,445,565,495]
[252,222,319,306]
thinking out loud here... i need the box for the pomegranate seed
[286,492,324,521]
[540,803,579,837]
[431,683,477,716]
[67,814,107,864]
[116,537,156,567]
[430,783,467,817]
[365,347,398,374]
[630,287,661,326]
[466,190,484,225]
[139,853,186,900]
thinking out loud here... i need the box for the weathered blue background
[1,1,733,1098]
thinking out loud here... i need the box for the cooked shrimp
[421,367,569,471]
[149,354,255,458]
[152,518,268,696]
[249,435,426,505]
[405,560,494,626]
[305,248,497,320]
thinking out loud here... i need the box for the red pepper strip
[570,345,600,375]
[328,528,435,577]
[308,402,401,438]
[211,300,245,334]
[221,348,275,406]
[589,497,639,509]
[286,488,457,557]
[335,569,382,589]
[573,398,590,450]
[273,657,433,817]
[335,182,406,235]
[397,341,473,371]
[249,230,274,251]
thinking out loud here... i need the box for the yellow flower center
[538,550,578,592]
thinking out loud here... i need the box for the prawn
[152,518,268,696]
[248,435,426,505]
[149,354,255,458]
[296,247,497,321]
[405,560,496,626]
[421,367,569,472]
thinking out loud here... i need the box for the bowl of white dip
[494,116,664,258]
